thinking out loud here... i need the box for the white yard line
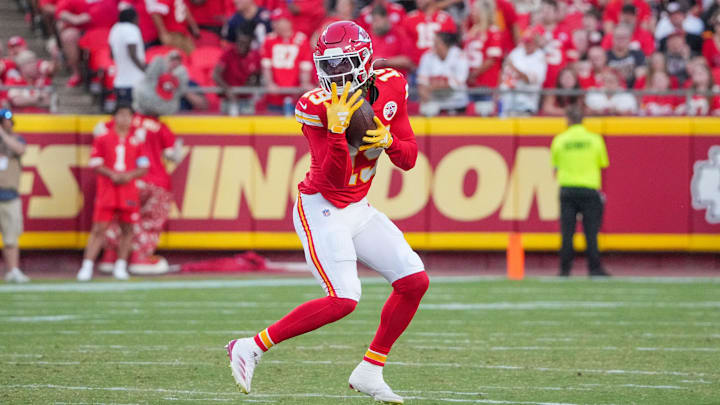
[1,275,718,294]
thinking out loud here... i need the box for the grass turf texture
[0,276,719,404]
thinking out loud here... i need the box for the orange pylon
[507,233,525,280]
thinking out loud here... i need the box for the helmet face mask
[314,21,373,95]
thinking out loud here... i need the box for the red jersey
[463,26,504,88]
[89,126,149,210]
[294,68,417,208]
[370,26,411,76]
[603,0,651,27]
[218,47,261,88]
[147,0,190,35]
[356,1,406,32]
[131,114,176,190]
[5,73,53,112]
[261,31,312,105]
[702,38,720,69]
[55,0,118,30]
[601,27,655,56]
[682,94,720,116]
[640,94,683,116]
[542,26,577,88]
[289,0,326,37]
[125,0,157,42]
[401,9,456,65]
[0,59,18,84]
[187,0,226,27]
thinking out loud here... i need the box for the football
[346,99,376,149]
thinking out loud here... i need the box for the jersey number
[348,150,380,186]
[272,44,299,69]
[416,22,440,49]
[114,145,126,172]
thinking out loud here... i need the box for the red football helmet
[313,21,374,94]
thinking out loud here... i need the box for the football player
[226,21,429,404]
[76,103,149,281]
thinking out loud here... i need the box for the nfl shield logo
[322,209,331,217]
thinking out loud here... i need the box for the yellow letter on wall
[500,147,559,221]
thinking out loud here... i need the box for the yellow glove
[323,82,365,134]
[359,116,393,151]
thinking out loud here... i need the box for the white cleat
[226,337,263,394]
[4,268,30,283]
[76,266,93,282]
[349,361,404,404]
[113,266,130,280]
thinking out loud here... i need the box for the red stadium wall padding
[9,115,720,252]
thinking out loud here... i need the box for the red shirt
[294,68,417,208]
[640,94,683,116]
[5,73,53,112]
[702,38,720,69]
[601,27,655,56]
[401,9,456,65]
[187,0,226,27]
[542,26,577,88]
[147,0,190,35]
[0,59,17,83]
[289,0,326,37]
[463,26,504,88]
[89,126,148,209]
[218,46,261,88]
[370,26,411,76]
[55,0,118,30]
[261,31,312,105]
[603,0,651,26]
[356,1,406,32]
[131,114,176,190]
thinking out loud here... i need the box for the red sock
[364,272,429,366]
[254,296,357,352]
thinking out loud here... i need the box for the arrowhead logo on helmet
[314,21,374,95]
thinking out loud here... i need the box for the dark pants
[559,187,604,275]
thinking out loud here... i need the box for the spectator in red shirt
[310,0,354,48]
[640,71,682,116]
[601,4,655,55]
[582,7,604,47]
[541,67,580,116]
[681,63,720,116]
[634,51,678,89]
[5,51,53,111]
[602,0,651,33]
[55,0,119,87]
[577,45,607,88]
[287,0,326,38]
[261,8,312,111]
[147,0,201,54]
[702,12,720,68]
[463,0,503,115]
[402,0,457,67]
[536,0,578,89]
[187,0,228,35]
[357,0,407,33]
[368,4,414,75]
[213,24,261,115]
[6,37,28,60]
[76,103,149,282]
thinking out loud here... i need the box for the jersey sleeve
[160,123,177,151]
[383,71,418,171]
[296,90,353,188]
[89,136,105,168]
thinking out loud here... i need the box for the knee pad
[392,271,429,300]
[327,296,358,319]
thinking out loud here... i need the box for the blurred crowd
[4,0,720,116]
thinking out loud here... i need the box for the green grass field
[1,276,719,404]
